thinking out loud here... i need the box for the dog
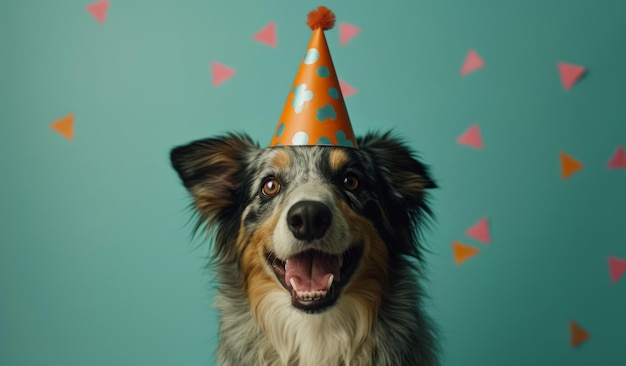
[170,131,440,365]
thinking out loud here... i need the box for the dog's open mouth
[266,246,362,313]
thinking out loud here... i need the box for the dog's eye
[343,174,359,192]
[261,177,281,196]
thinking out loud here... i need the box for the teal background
[1,0,625,365]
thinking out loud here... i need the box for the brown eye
[261,177,281,196]
[343,174,359,191]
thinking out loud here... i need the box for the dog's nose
[287,201,332,242]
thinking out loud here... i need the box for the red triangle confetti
[607,145,626,169]
[339,80,357,98]
[608,256,626,283]
[86,0,109,24]
[453,241,479,265]
[560,151,583,180]
[50,114,74,141]
[460,49,485,76]
[457,123,483,149]
[211,61,236,88]
[570,321,589,348]
[558,62,586,90]
[339,22,360,46]
[466,217,491,245]
[253,21,277,48]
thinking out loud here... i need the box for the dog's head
[170,131,436,315]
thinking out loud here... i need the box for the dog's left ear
[357,132,437,206]
[357,132,436,257]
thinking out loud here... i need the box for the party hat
[269,6,358,149]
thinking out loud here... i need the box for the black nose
[287,201,332,242]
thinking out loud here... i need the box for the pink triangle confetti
[457,123,483,149]
[607,145,626,169]
[253,21,277,48]
[558,62,586,90]
[608,256,626,283]
[211,61,236,88]
[339,80,357,98]
[86,0,109,24]
[339,22,360,46]
[460,49,485,76]
[466,217,491,245]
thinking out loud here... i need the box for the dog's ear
[356,131,436,258]
[170,133,259,226]
[357,131,436,203]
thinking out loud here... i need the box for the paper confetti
[50,114,74,141]
[466,217,491,245]
[453,241,479,265]
[339,80,356,98]
[86,0,109,24]
[457,123,484,149]
[460,49,485,76]
[339,22,360,46]
[253,21,277,48]
[607,145,626,169]
[608,256,626,283]
[560,151,583,180]
[211,61,236,88]
[558,62,586,90]
[570,320,590,348]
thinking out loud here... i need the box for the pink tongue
[285,251,340,292]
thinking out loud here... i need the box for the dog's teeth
[326,274,334,290]
[290,278,298,291]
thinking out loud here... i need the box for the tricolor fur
[170,131,440,366]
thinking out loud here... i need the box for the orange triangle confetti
[211,61,236,87]
[560,151,583,180]
[460,49,485,76]
[570,320,589,348]
[253,21,277,48]
[453,241,479,265]
[466,217,491,244]
[50,114,74,141]
[558,62,586,90]
[86,0,109,24]
[339,22,360,46]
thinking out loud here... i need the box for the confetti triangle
[460,49,485,76]
[339,80,356,98]
[457,123,483,149]
[211,61,236,87]
[86,0,109,24]
[558,62,586,90]
[560,151,583,179]
[570,321,589,348]
[453,241,479,265]
[339,22,360,46]
[466,217,491,245]
[608,256,626,283]
[253,21,277,48]
[50,114,74,141]
[607,145,626,169]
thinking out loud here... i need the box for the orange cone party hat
[269,6,358,149]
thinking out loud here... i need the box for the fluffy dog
[170,131,439,365]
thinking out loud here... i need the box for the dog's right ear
[170,133,259,225]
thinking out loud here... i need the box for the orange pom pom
[306,6,336,31]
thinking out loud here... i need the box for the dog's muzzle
[266,199,363,313]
